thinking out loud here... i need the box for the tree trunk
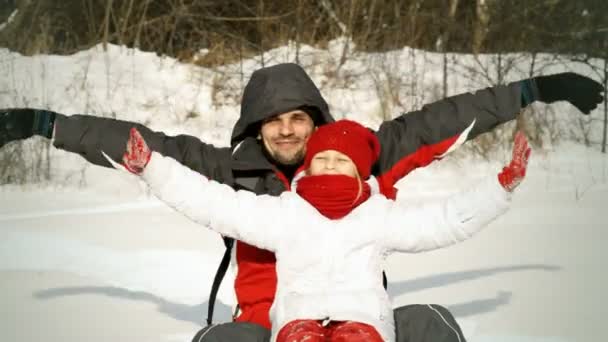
[473,0,490,54]
[441,0,459,98]
[102,0,114,51]
[295,0,302,64]
[603,57,607,153]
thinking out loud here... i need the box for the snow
[0,41,606,341]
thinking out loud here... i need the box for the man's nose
[278,120,294,136]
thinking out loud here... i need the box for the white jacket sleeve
[381,176,511,253]
[141,151,290,252]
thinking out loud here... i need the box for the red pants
[276,319,384,342]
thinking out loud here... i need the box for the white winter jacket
[140,152,511,342]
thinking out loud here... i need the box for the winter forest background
[0,1,607,342]
[1,0,608,183]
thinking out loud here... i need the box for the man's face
[260,110,315,166]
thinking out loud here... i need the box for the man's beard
[272,148,306,166]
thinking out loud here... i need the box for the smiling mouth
[275,140,299,146]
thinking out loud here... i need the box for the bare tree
[102,0,114,51]
[472,0,491,54]
[603,58,607,153]
[438,0,459,98]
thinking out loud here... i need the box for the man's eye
[263,116,280,123]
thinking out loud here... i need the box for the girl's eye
[338,158,349,162]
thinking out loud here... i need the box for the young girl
[118,119,530,342]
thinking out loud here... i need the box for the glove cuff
[497,167,514,192]
[32,110,56,138]
[520,79,541,107]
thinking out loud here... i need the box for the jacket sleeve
[373,81,523,189]
[380,176,511,253]
[53,114,232,182]
[140,151,288,251]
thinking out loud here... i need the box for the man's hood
[230,63,334,147]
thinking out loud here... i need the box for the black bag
[394,304,466,342]
[191,322,270,342]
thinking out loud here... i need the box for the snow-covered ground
[0,42,606,341]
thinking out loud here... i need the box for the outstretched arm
[382,132,531,253]
[121,128,289,251]
[373,72,603,192]
[0,109,232,182]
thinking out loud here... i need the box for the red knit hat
[303,119,380,179]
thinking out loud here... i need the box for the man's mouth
[274,140,299,147]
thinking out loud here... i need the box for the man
[0,63,604,341]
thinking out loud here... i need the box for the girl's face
[308,150,358,178]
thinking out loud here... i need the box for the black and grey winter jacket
[53,63,523,197]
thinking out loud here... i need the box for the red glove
[122,127,151,174]
[498,131,531,192]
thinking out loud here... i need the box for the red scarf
[296,174,371,219]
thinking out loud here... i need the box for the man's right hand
[0,108,56,148]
